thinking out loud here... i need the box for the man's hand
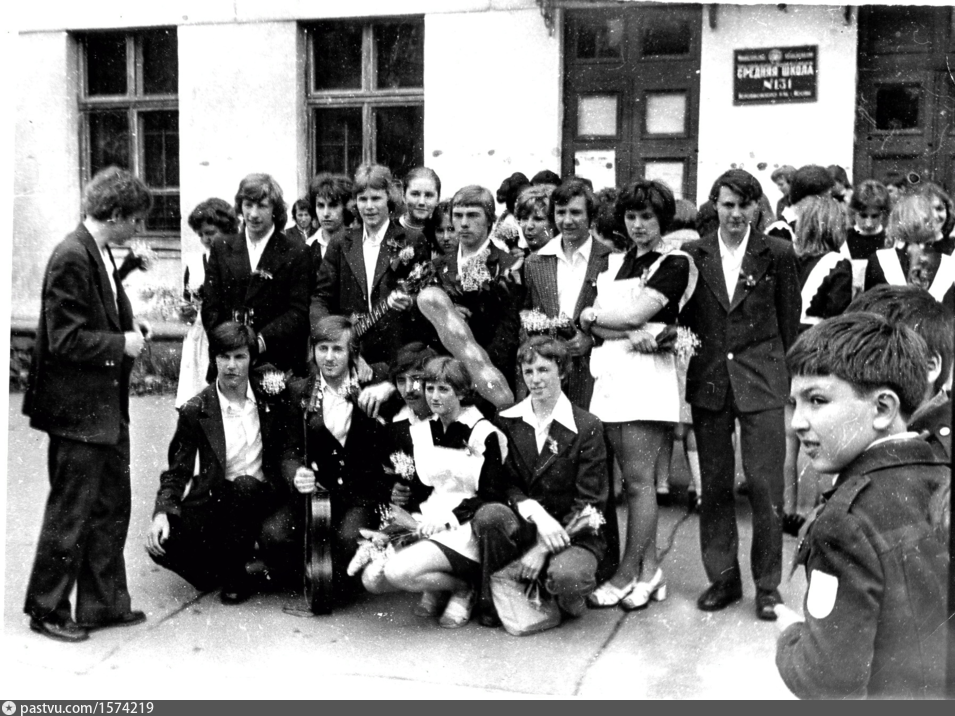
[532,509,571,554]
[356,354,374,383]
[135,317,153,341]
[390,482,411,507]
[454,305,472,321]
[146,513,170,557]
[519,543,549,582]
[416,518,448,538]
[578,307,597,333]
[293,466,317,494]
[124,330,145,358]
[386,289,414,312]
[358,382,396,419]
[628,329,657,353]
[774,604,805,632]
[565,329,594,357]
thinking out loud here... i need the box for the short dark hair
[789,165,835,205]
[918,182,955,239]
[531,169,561,187]
[83,166,153,221]
[310,314,359,358]
[389,342,440,384]
[708,169,763,206]
[881,170,909,190]
[451,185,497,227]
[234,173,288,229]
[517,335,571,379]
[847,284,954,395]
[549,178,596,225]
[849,180,890,216]
[496,173,531,213]
[187,198,238,235]
[786,312,930,419]
[209,321,259,362]
[292,198,311,216]
[770,165,796,184]
[307,173,354,224]
[615,180,676,235]
[669,199,699,233]
[423,357,475,405]
[826,164,850,187]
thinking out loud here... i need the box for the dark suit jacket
[311,223,430,366]
[24,223,134,445]
[681,231,801,412]
[285,226,311,246]
[202,230,310,375]
[281,376,389,508]
[495,401,609,560]
[153,382,285,517]
[523,239,612,407]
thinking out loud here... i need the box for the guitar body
[304,487,334,615]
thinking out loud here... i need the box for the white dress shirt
[307,232,330,259]
[500,392,578,454]
[321,373,353,447]
[216,381,264,482]
[362,220,390,310]
[538,235,592,319]
[718,226,750,302]
[246,225,275,273]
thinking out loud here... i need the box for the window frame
[77,28,180,243]
[304,17,425,179]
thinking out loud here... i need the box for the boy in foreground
[774,313,950,699]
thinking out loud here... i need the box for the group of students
[23,157,951,699]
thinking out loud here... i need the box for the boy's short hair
[451,185,497,227]
[549,179,596,225]
[770,165,796,184]
[234,173,288,229]
[708,169,763,205]
[849,179,890,216]
[310,314,358,359]
[786,313,931,419]
[789,165,835,205]
[292,198,311,215]
[83,166,153,221]
[209,321,259,362]
[846,284,954,395]
[389,342,439,383]
[793,195,847,257]
[307,173,354,223]
[187,198,238,235]
[516,335,571,379]
[423,357,475,405]
[886,194,936,245]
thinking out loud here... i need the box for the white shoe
[586,577,638,608]
[438,588,475,628]
[620,569,666,611]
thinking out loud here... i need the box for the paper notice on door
[574,150,616,192]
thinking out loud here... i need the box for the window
[79,29,180,236]
[306,18,424,180]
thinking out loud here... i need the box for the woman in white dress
[379,357,508,628]
[578,180,697,611]
[175,199,238,407]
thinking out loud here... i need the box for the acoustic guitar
[302,381,333,615]
[352,260,435,339]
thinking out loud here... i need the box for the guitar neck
[353,299,392,340]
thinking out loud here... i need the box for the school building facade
[12,1,955,321]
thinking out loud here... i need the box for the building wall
[697,4,858,207]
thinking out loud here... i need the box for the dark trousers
[150,476,281,591]
[24,427,132,625]
[691,392,785,592]
[471,503,598,618]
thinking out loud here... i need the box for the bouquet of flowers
[346,504,420,578]
[564,504,606,537]
[459,248,494,292]
[389,452,416,482]
[654,325,702,362]
[520,309,577,340]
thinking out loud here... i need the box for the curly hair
[187,198,238,235]
[83,166,153,221]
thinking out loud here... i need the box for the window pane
[375,105,423,180]
[88,111,130,176]
[312,23,363,91]
[86,34,127,96]
[313,107,363,176]
[644,161,685,200]
[574,16,624,60]
[866,7,936,54]
[642,18,691,56]
[147,193,181,233]
[376,22,424,89]
[577,95,618,137]
[645,92,687,135]
[876,85,920,130]
[142,111,179,188]
[142,29,178,95]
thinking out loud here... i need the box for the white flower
[390,451,416,481]
[674,327,702,362]
[259,370,286,395]
[127,240,158,270]
[398,245,415,263]
[460,248,493,291]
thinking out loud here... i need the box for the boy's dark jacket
[776,438,950,699]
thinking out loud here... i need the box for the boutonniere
[338,375,362,402]
[636,266,651,289]
[546,436,559,455]
[304,379,323,412]
[741,273,758,289]
[460,248,493,291]
[252,269,273,281]
[258,369,286,396]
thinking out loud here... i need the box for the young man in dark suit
[471,337,610,626]
[680,169,801,620]
[146,322,289,604]
[23,167,153,642]
[202,173,310,377]
[311,164,431,380]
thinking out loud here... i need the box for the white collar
[866,432,920,450]
[216,379,257,410]
[307,232,331,247]
[393,404,429,425]
[430,404,484,429]
[363,220,390,245]
[245,224,275,247]
[458,238,492,265]
[718,226,750,256]
[537,234,593,263]
[499,393,577,434]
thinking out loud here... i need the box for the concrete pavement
[3,393,803,699]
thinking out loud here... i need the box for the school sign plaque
[734,46,818,106]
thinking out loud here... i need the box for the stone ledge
[11,317,191,341]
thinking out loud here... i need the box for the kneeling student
[775,313,950,699]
